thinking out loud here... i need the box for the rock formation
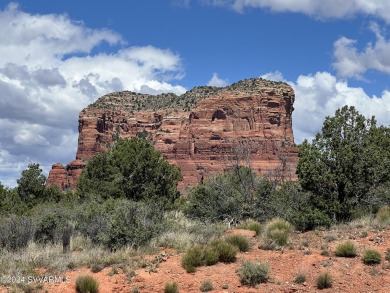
[46,163,68,190]
[47,78,298,190]
[46,160,86,190]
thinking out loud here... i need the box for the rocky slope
[47,78,298,190]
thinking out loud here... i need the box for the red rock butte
[47,78,298,190]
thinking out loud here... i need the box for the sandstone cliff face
[46,163,68,190]
[47,78,298,190]
[46,160,86,190]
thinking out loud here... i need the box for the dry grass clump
[224,235,251,252]
[323,233,337,243]
[90,263,105,273]
[294,271,306,284]
[153,212,227,252]
[260,218,293,250]
[238,219,262,236]
[377,205,390,224]
[181,238,238,273]
[181,246,203,273]
[0,237,141,276]
[347,215,383,230]
[209,239,238,263]
[363,249,382,265]
[316,272,332,289]
[203,246,219,266]
[164,281,179,293]
[75,275,99,293]
[199,280,213,292]
[238,260,269,286]
[335,241,357,257]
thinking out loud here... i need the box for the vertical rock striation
[47,78,298,190]
[46,160,86,190]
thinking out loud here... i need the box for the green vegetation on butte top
[88,78,290,112]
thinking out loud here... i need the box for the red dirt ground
[3,227,390,293]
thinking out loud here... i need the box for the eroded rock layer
[47,78,298,190]
[46,161,86,190]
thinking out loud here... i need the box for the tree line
[1,105,390,250]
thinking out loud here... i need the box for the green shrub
[225,235,250,252]
[16,163,46,204]
[181,246,203,273]
[164,281,179,293]
[78,137,182,207]
[203,247,219,266]
[210,239,238,263]
[199,280,213,292]
[267,228,291,246]
[76,199,164,250]
[75,275,99,293]
[185,167,259,223]
[293,209,332,231]
[182,239,239,272]
[363,249,381,265]
[33,206,70,245]
[0,215,34,251]
[335,241,357,257]
[294,272,306,284]
[365,183,390,213]
[316,272,332,289]
[238,220,261,236]
[262,218,293,248]
[238,260,269,286]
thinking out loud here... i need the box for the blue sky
[1,0,390,187]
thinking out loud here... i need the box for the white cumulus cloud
[291,71,390,143]
[207,73,229,87]
[261,70,285,82]
[0,3,186,187]
[333,23,390,78]
[203,0,390,23]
